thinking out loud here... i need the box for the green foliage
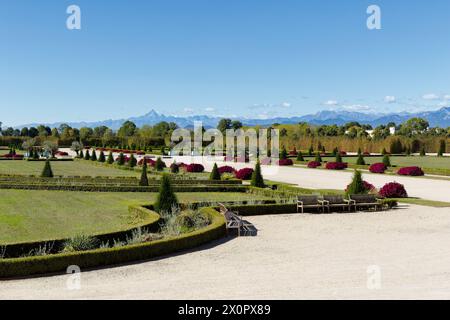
[78,149,84,159]
[139,162,149,186]
[346,170,366,195]
[209,163,221,180]
[117,153,125,165]
[335,152,342,163]
[107,151,114,164]
[41,160,53,178]
[390,139,403,154]
[98,151,105,163]
[382,154,391,167]
[154,174,178,213]
[356,153,365,165]
[438,140,446,156]
[251,159,265,188]
[128,154,137,167]
[315,152,322,163]
[63,235,99,252]
[308,145,314,156]
[420,146,426,156]
[91,150,97,161]
[296,151,304,161]
[84,150,90,160]
[280,147,288,160]
[381,148,387,155]
[155,157,165,171]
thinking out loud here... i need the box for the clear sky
[1,0,450,126]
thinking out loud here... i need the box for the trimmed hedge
[0,207,226,278]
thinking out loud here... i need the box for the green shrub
[41,160,54,178]
[98,151,105,163]
[438,140,446,157]
[296,151,304,161]
[382,154,391,167]
[280,147,288,160]
[63,235,99,252]
[107,151,114,164]
[209,163,221,180]
[346,170,366,195]
[84,150,90,160]
[139,161,149,186]
[356,153,365,165]
[91,150,97,161]
[78,149,84,159]
[251,159,265,188]
[129,154,137,168]
[335,152,342,163]
[117,153,125,165]
[154,174,178,213]
[315,152,322,163]
[420,146,426,156]
[155,157,165,171]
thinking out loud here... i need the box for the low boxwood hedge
[0,207,226,278]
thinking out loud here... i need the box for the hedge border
[0,207,226,278]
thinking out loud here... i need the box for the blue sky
[1,0,450,126]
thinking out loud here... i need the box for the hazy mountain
[16,107,450,130]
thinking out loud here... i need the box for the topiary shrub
[186,163,205,173]
[369,163,387,174]
[379,182,408,198]
[139,161,149,186]
[170,162,180,173]
[116,153,125,165]
[335,152,342,163]
[356,154,366,165]
[280,147,288,160]
[128,154,137,167]
[277,158,294,166]
[346,170,372,195]
[438,140,446,157]
[218,166,235,174]
[315,152,322,163]
[84,150,91,160]
[91,150,97,161]
[251,160,265,188]
[209,163,221,180]
[397,166,424,176]
[107,151,114,164]
[155,157,166,171]
[382,154,391,167]
[296,151,304,162]
[307,161,321,168]
[325,162,348,170]
[235,168,254,180]
[41,160,54,178]
[78,149,84,159]
[154,174,178,213]
[98,151,106,163]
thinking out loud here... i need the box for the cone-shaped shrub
[29,149,34,158]
[381,148,387,155]
[315,152,322,163]
[251,159,265,188]
[335,152,342,163]
[170,162,179,173]
[155,157,166,171]
[356,153,365,165]
[296,151,304,162]
[139,161,149,186]
[128,154,137,167]
[438,140,446,157]
[107,151,114,164]
[420,147,426,156]
[280,147,288,160]
[332,147,338,156]
[382,154,391,167]
[209,163,221,180]
[117,152,125,165]
[41,160,54,178]
[78,149,84,159]
[84,150,90,160]
[154,174,178,213]
[91,150,97,161]
[98,151,105,162]
[308,145,314,156]
[346,170,366,195]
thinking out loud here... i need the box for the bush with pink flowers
[278,159,294,166]
[185,163,205,173]
[138,158,156,166]
[379,182,408,198]
[235,168,254,180]
[218,166,235,175]
[307,161,321,168]
[325,162,348,170]
[397,166,424,176]
[369,163,387,174]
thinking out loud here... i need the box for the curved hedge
[0,207,226,278]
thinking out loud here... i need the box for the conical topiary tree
[209,163,221,180]
[335,152,342,163]
[346,170,365,195]
[381,148,387,155]
[84,150,90,160]
[155,157,165,171]
[154,174,178,213]
[107,151,114,164]
[420,146,426,156]
[251,159,265,188]
[29,149,34,158]
[332,147,338,156]
[356,153,365,165]
[308,145,314,156]
[438,140,446,157]
[91,149,97,161]
[296,151,304,162]
[139,161,149,186]
[78,149,84,159]
[98,151,105,162]
[117,152,125,165]
[128,154,137,167]
[315,152,322,163]
[382,154,391,167]
[41,160,54,178]
[280,147,288,160]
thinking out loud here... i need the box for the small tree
[160,146,165,156]
[308,145,314,156]
[117,152,125,165]
[154,174,178,213]
[381,148,387,155]
[382,154,391,167]
[41,160,54,178]
[346,170,365,195]
[251,159,265,188]
[356,153,365,165]
[438,140,446,157]
[332,147,338,156]
[315,152,322,163]
[280,147,288,160]
[84,150,91,160]
[139,161,149,186]
[155,157,165,171]
[296,151,304,162]
[335,152,342,163]
[128,154,137,167]
[98,151,105,162]
[420,146,426,156]
[78,149,84,159]
[107,151,114,164]
[209,163,221,180]
[70,141,83,156]
[91,149,97,161]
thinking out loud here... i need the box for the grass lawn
[0,190,268,244]
[0,160,139,177]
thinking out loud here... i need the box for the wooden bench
[297,195,323,213]
[322,195,352,213]
[349,194,383,211]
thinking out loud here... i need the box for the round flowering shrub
[235,168,254,180]
[325,162,348,170]
[379,182,408,198]
[138,158,156,166]
[218,166,235,175]
[186,163,205,173]
[55,151,69,156]
[345,181,376,194]
[307,161,321,168]
[369,163,387,174]
[278,158,294,166]
[397,166,424,176]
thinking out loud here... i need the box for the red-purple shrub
[379,182,408,198]
[218,166,235,174]
[186,163,205,173]
[397,166,424,176]
[235,168,254,180]
[325,162,348,170]
[278,159,294,166]
[138,158,156,166]
[307,161,321,168]
[369,163,387,174]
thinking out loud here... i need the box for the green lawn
[0,160,139,177]
[0,190,268,244]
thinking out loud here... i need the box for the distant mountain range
[17,107,450,130]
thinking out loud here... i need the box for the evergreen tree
[335,152,342,163]
[382,154,391,167]
[251,159,265,188]
[91,149,97,161]
[315,152,322,163]
[438,140,446,157]
[209,163,221,180]
[420,146,426,156]
[381,148,387,155]
[41,160,54,178]
[117,153,125,165]
[154,174,178,213]
[296,151,304,162]
[29,149,34,158]
[84,150,90,160]
[357,147,362,155]
[155,157,165,171]
[128,154,137,167]
[170,162,180,173]
[107,151,114,164]
[78,149,84,159]
[98,151,105,162]
[33,149,40,159]
[356,153,365,165]
[308,145,314,156]
[139,161,149,186]
[280,147,288,160]
[346,170,366,195]
[332,147,338,156]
